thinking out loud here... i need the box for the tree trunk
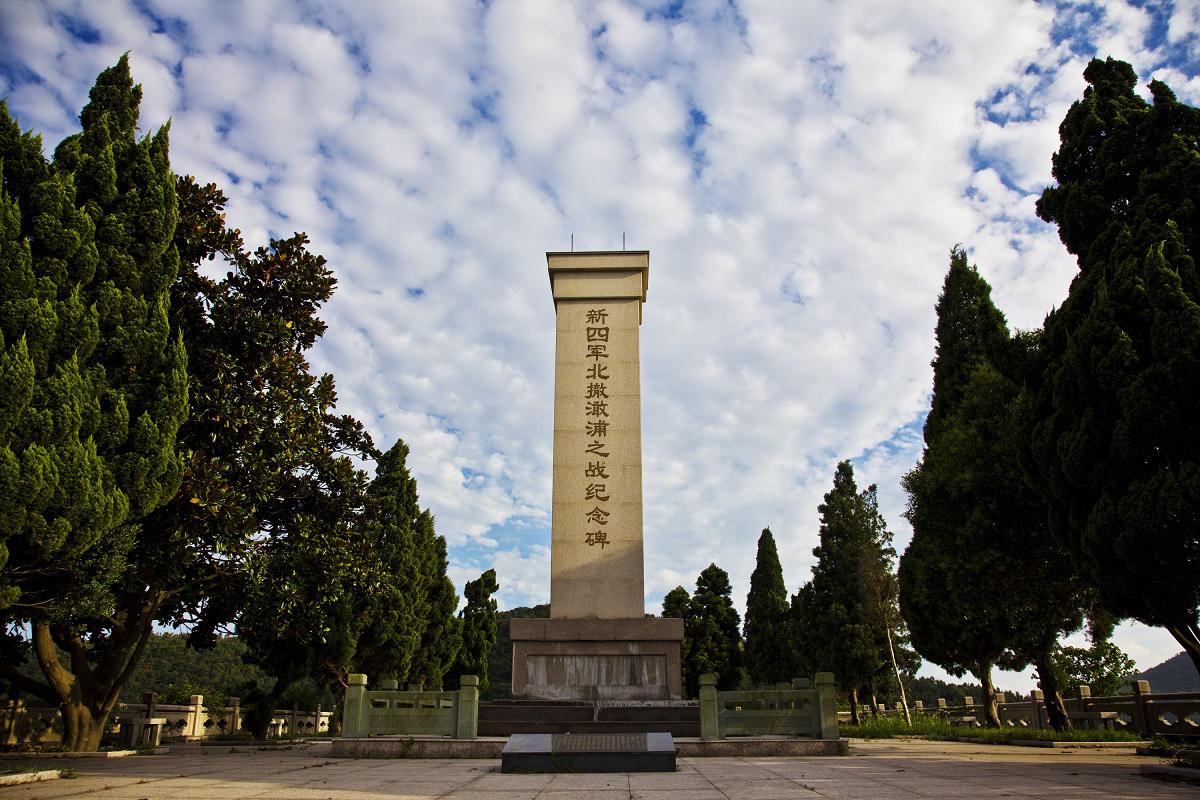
[883,621,912,725]
[60,701,111,752]
[976,661,1000,727]
[1166,623,1200,677]
[849,687,861,726]
[1034,650,1072,733]
[866,678,879,719]
[26,592,163,752]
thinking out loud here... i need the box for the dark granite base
[501,732,676,773]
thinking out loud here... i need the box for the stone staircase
[478,701,700,737]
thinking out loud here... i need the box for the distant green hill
[1137,652,1200,693]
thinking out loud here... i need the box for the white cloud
[2,0,1195,691]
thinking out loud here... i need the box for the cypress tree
[902,250,1084,728]
[407,523,462,688]
[450,569,499,691]
[799,461,890,724]
[0,56,186,751]
[743,528,792,685]
[661,585,692,695]
[353,439,426,683]
[685,563,742,696]
[1029,58,1200,672]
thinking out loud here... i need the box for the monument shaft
[549,252,647,618]
[509,250,683,701]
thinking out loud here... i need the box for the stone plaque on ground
[510,251,683,701]
[501,731,676,773]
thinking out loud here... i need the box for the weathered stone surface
[548,251,649,620]
[512,618,683,701]
[501,731,676,773]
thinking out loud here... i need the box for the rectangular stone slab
[501,731,676,773]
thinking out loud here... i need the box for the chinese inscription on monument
[584,307,611,548]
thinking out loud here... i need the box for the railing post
[456,676,479,739]
[228,696,240,734]
[699,673,720,741]
[815,672,838,739]
[189,695,204,739]
[1131,680,1153,737]
[1028,689,1044,729]
[343,674,368,738]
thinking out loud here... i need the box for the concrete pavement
[0,738,1193,799]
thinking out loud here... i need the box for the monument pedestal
[510,618,683,701]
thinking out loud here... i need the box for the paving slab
[0,738,1195,799]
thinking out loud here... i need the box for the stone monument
[510,250,684,701]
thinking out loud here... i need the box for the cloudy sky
[3,0,1197,691]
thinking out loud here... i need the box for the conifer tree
[352,439,426,683]
[743,528,792,685]
[1028,58,1200,672]
[408,527,462,688]
[450,569,499,691]
[795,461,894,724]
[902,250,1084,728]
[0,56,187,751]
[661,585,693,695]
[685,564,742,696]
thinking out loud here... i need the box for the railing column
[699,673,720,741]
[815,672,838,739]
[1131,680,1153,737]
[456,676,479,739]
[189,695,205,739]
[343,674,367,738]
[1029,689,1045,729]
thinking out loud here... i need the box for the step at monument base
[501,732,676,773]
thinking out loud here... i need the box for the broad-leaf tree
[1028,57,1200,673]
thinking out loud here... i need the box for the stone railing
[341,674,478,739]
[1,693,332,748]
[699,672,839,741]
[845,680,1200,737]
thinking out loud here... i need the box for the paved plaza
[0,739,1193,800]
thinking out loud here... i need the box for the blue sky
[2,0,1198,690]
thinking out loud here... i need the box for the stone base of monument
[501,732,676,773]
[510,618,684,701]
[479,700,699,737]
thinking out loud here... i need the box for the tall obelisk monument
[548,251,647,616]
[510,250,683,700]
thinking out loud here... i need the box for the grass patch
[0,764,38,776]
[840,716,955,739]
[840,716,1141,743]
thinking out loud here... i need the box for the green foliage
[484,603,549,700]
[0,55,187,752]
[684,564,742,696]
[901,248,1084,727]
[840,715,1140,742]
[662,586,690,621]
[1052,639,1137,697]
[794,462,905,712]
[407,531,462,689]
[352,440,431,684]
[743,528,792,686]
[661,585,692,692]
[1028,57,1200,671]
[118,633,270,706]
[449,569,498,691]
